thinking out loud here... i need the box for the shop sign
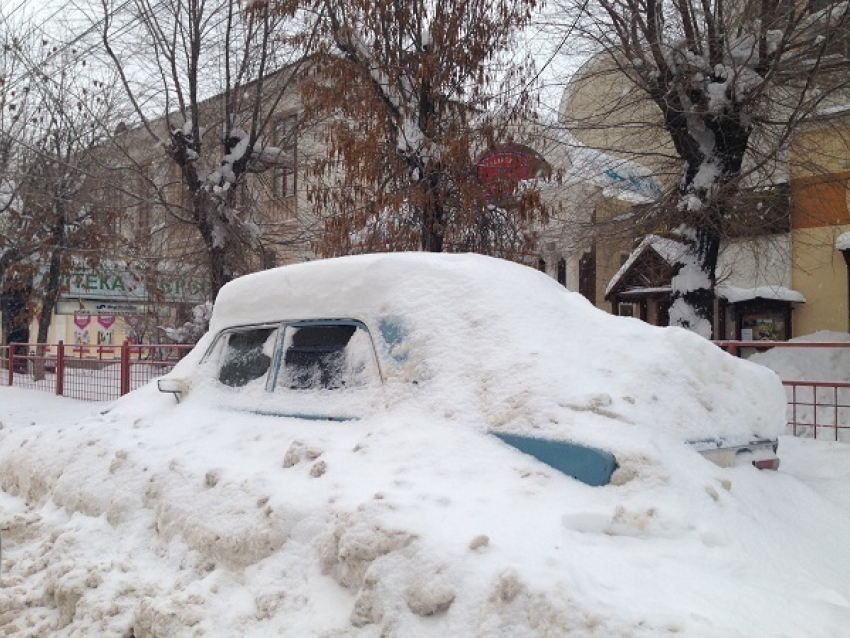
[58,267,209,303]
[56,300,149,316]
[60,271,140,300]
[475,144,551,201]
[602,168,662,196]
[74,314,91,328]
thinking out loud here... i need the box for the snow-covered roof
[534,126,664,203]
[618,286,672,296]
[608,235,803,304]
[716,284,806,304]
[605,235,686,297]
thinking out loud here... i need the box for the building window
[579,248,597,305]
[557,258,567,286]
[273,114,298,199]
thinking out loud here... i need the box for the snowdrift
[2,255,847,637]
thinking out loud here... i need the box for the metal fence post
[120,339,130,396]
[56,341,65,396]
[7,343,13,386]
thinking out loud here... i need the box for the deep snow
[750,331,850,382]
[1,255,849,637]
[2,387,850,637]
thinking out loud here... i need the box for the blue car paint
[491,432,618,487]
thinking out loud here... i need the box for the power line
[1,0,137,96]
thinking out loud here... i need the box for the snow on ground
[2,357,175,401]
[1,386,850,637]
[1,255,850,636]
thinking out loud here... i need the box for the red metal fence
[784,380,850,441]
[0,341,194,402]
[2,339,850,441]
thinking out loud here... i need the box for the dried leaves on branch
[298,0,548,260]
[1,20,122,354]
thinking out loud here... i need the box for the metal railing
[2,339,850,442]
[715,339,850,358]
[0,341,194,401]
[784,380,850,441]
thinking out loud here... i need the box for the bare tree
[100,0,319,299]
[0,14,123,359]
[0,10,42,287]
[553,0,850,336]
[294,0,547,258]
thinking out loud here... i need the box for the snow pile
[750,331,850,382]
[3,386,850,636]
[4,386,850,637]
[2,255,849,637]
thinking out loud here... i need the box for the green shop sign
[59,267,210,303]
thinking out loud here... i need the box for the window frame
[272,113,298,199]
[202,323,281,390]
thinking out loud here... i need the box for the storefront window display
[740,311,787,341]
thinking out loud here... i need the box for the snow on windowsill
[835,232,850,252]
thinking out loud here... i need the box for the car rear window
[276,322,379,391]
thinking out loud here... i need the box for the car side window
[275,322,379,391]
[218,327,278,388]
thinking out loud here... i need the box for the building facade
[555,49,850,339]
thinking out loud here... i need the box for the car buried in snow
[157,253,783,486]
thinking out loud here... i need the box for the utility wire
[1,0,137,96]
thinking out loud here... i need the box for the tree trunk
[189,186,234,301]
[33,248,62,381]
[669,222,720,338]
[208,243,230,301]
[420,202,445,252]
[419,164,445,253]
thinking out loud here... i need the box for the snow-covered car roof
[173,252,786,452]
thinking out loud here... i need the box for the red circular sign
[475,145,549,201]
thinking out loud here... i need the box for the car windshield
[217,327,277,388]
